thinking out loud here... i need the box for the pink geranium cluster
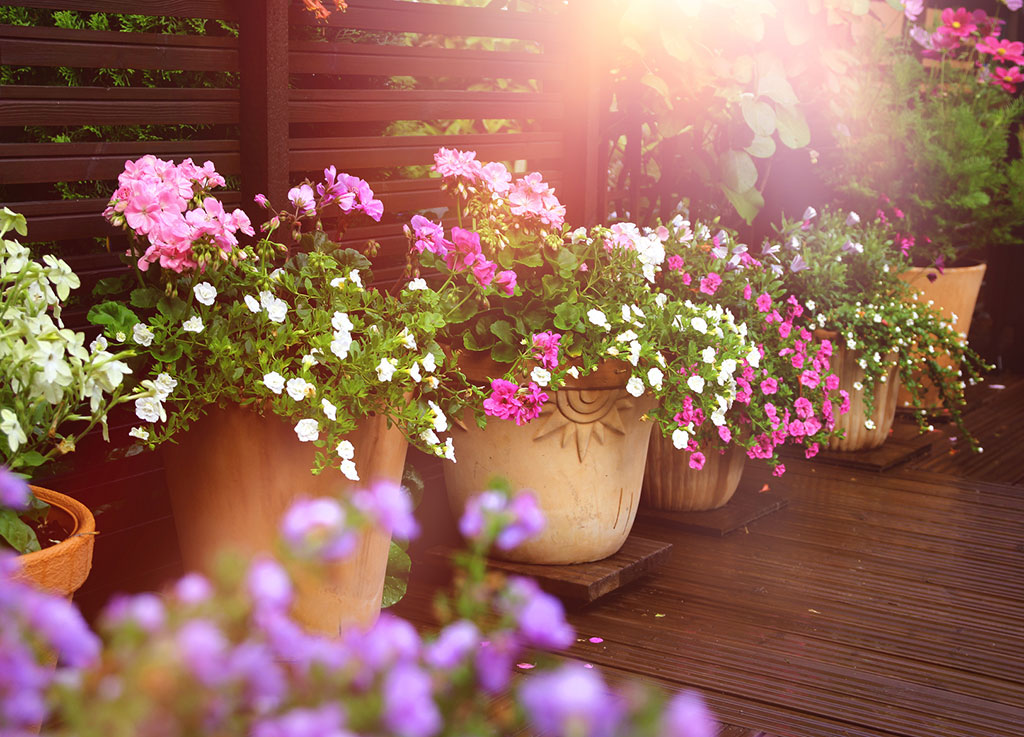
[482,379,548,425]
[532,332,561,369]
[431,148,565,231]
[404,218,517,295]
[104,156,254,273]
[314,165,383,221]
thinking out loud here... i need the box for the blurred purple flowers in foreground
[0,482,715,737]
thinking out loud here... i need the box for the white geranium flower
[340,459,359,481]
[332,311,353,333]
[376,358,397,382]
[182,316,204,333]
[1,409,27,452]
[132,323,154,347]
[336,440,355,460]
[154,372,177,400]
[687,375,706,394]
[266,298,288,324]
[135,396,166,424]
[89,335,108,353]
[647,367,664,390]
[193,282,217,306]
[286,377,314,401]
[244,295,261,313]
[671,428,690,450]
[701,346,716,364]
[531,367,551,387]
[588,309,610,330]
[626,376,645,397]
[263,371,286,394]
[294,419,319,442]
[691,316,708,334]
[322,398,337,421]
[407,278,428,291]
[128,426,150,441]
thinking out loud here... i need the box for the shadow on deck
[396,374,1024,737]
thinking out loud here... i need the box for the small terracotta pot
[644,438,746,512]
[896,262,986,409]
[827,343,901,452]
[163,404,408,635]
[14,486,95,599]
[444,360,655,564]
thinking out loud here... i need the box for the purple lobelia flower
[424,620,479,670]
[102,591,167,634]
[382,663,441,737]
[281,497,357,561]
[227,641,287,713]
[662,691,716,737]
[247,557,293,612]
[351,481,419,541]
[252,704,348,737]
[345,613,420,678]
[500,577,574,650]
[459,490,546,551]
[173,572,213,605]
[176,618,229,687]
[0,467,29,509]
[475,631,521,694]
[519,664,623,737]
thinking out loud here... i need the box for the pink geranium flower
[480,161,512,195]
[433,147,482,182]
[508,173,566,229]
[445,227,483,272]
[483,379,548,425]
[494,270,518,296]
[472,257,497,288]
[532,332,561,369]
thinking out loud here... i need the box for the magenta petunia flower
[699,272,722,296]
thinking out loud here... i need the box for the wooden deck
[396,374,1024,737]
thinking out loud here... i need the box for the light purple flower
[288,184,316,215]
[383,663,441,737]
[496,492,545,550]
[662,691,716,737]
[176,618,229,686]
[352,481,419,541]
[1006,0,1022,12]
[789,253,809,273]
[247,557,293,612]
[228,641,287,713]
[424,621,479,670]
[23,590,100,668]
[346,613,420,674]
[174,572,213,605]
[282,497,357,560]
[102,592,167,633]
[501,577,575,650]
[459,490,546,551]
[519,664,623,737]
[475,631,520,693]
[0,467,29,510]
[252,704,348,737]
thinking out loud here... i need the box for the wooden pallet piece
[638,475,789,537]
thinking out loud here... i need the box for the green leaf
[516,251,544,268]
[640,72,671,105]
[93,275,130,297]
[776,103,811,149]
[745,135,777,159]
[659,26,692,63]
[87,301,139,335]
[740,99,776,137]
[556,248,579,275]
[130,287,161,309]
[156,296,189,323]
[490,341,519,363]
[489,319,514,345]
[381,541,411,608]
[0,508,40,554]
[0,207,28,237]
[15,451,47,469]
[721,150,758,193]
[756,55,799,106]
[553,302,582,331]
[721,185,765,225]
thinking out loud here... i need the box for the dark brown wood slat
[0,100,238,126]
[289,0,559,43]
[0,24,238,71]
[9,0,236,20]
[289,132,562,171]
[0,138,237,156]
[290,40,560,79]
[0,85,238,100]
[0,142,240,184]
[288,89,562,124]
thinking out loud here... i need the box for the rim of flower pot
[900,259,987,282]
[451,347,631,389]
[15,486,96,597]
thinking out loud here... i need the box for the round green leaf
[740,99,777,137]
[776,103,811,149]
[721,150,758,194]
[745,135,777,159]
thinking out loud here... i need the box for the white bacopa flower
[1,410,27,452]
[376,358,397,382]
[135,396,166,424]
[331,331,353,360]
[89,334,108,353]
[182,316,204,333]
[419,428,440,446]
[566,366,580,379]
[687,375,706,394]
[286,377,314,401]
[701,346,716,364]
[322,398,337,421]
[746,346,760,368]
[647,367,664,390]
[332,311,353,333]
[128,426,150,441]
[428,400,448,432]
[872,352,881,362]
[879,374,887,383]
[422,353,437,373]
[443,437,456,462]
[340,459,359,481]
[616,329,638,343]
[407,278,428,291]
[671,428,690,450]
[244,295,261,313]
[266,298,288,324]
[193,282,217,306]
[263,371,286,394]
[655,293,668,308]
[294,419,319,442]
[336,440,355,459]
[408,362,422,382]
[154,372,177,400]
[625,376,645,397]
[691,316,708,334]
[864,418,876,431]
[531,366,552,387]
[400,328,417,350]
[847,338,857,350]
[132,323,154,347]
[588,309,610,330]
[805,300,816,312]
[853,381,864,391]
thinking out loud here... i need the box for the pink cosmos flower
[433,147,482,182]
[977,36,1024,64]
[902,0,923,21]
[994,65,1024,92]
[699,272,722,296]
[688,452,706,471]
[940,7,977,37]
[494,270,517,296]
[532,332,561,369]
[756,293,772,313]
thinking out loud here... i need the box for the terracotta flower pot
[163,404,408,635]
[643,437,746,512]
[827,343,901,452]
[444,359,655,564]
[14,486,95,599]
[897,262,986,409]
